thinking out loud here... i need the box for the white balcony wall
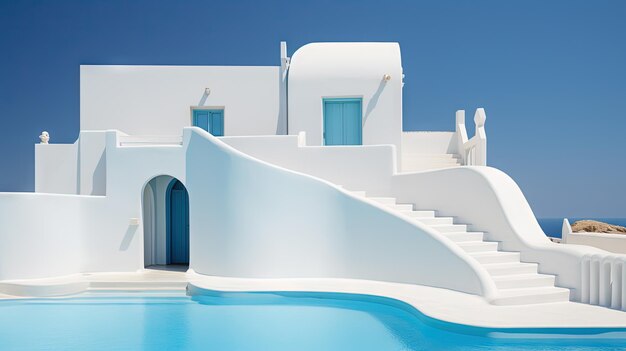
[221,135,395,196]
[35,143,78,194]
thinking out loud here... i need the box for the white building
[1,42,624,311]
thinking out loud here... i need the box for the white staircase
[351,191,570,305]
[400,153,462,172]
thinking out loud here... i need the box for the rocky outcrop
[572,220,626,234]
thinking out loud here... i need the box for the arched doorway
[166,179,189,265]
[142,176,189,268]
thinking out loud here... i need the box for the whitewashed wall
[221,135,396,196]
[80,65,284,136]
[0,129,497,299]
[35,143,78,194]
[187,128,494,297]
[288,43,403,149]
[564,232,626,254]
[401,132,459,154]
[0,193,89,279]
[78,131,107,195]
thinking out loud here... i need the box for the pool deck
[1,268,626,330]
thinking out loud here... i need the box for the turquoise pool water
[0,291,625,350]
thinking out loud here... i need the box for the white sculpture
[39,131,50,144]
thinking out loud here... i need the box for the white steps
[368,197,396,205]
[493,287,571,306]
[400,210,435,218]
[430,224,468,233]
[353,189,570,305]
[457,241,499,253]
[391,204,413,211]
[469,251,520,264]
[441,231,484,242]
[492,274,556,289]
[401,153,462,172]
[415,217,454,225]
[483,262,538,276]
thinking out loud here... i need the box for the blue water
[0,292,624,350]
[538,218,626,239]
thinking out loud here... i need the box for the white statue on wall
[39,131,50,144]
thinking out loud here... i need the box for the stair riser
[389,204,413,211]
[459,243,499,253]
[432,225,468,233]
[400,211,435,218]
[442,233,484,242]
[492,291,570,306]
[416,217,454,225]
[494,276,556,289]
[471,253,520,264]
[486,265,538,276]
[370,198,396,205]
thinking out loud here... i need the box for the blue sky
[0,0,624,218]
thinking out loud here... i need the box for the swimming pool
[0,291,624,350]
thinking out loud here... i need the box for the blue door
[193,109,224,136]
[168,180,189,264]
[323,98,362,145]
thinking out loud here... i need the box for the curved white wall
[220,135,395,196]
[288,43,403,148]
[186,128,495,298]
[0,193,87,280]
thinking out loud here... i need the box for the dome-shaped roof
[289,42,401,80]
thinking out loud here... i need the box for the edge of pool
[187,283,626,339]
[2,269,626,338]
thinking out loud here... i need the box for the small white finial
[474,108,486,127]
[383,74,392,82]
[39,131,50,144]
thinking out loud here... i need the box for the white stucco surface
[401,131,459,154]
[0,128,497,299]
[288,43,403,149]
[35,143,78,194]
[80,65,283,136]
[565,232,626,254]
[221,135,395,196]
[187,128,494,297]
[0,193,87,279]
[2,270,626,330]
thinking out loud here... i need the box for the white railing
[118,135,183,147]
[581,254,626,310]
[455,108,487,166]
